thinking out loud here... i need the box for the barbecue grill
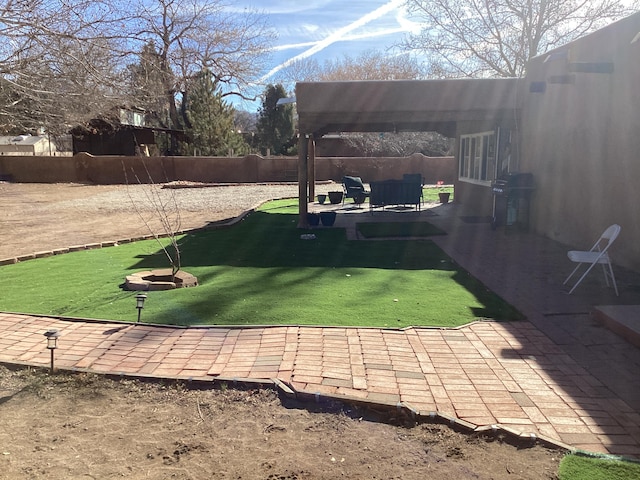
[491,173,534,230]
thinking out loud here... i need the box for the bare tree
[0,0,274,139]
[345,131,453,157]
[276,49,428,89]
[234,109,257,133]
[0,0,126,134]
[123,161,182,280]
[401,0,636,78]
[123,0,274,133]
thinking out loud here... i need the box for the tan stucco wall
[0,155,78,182]
[316,154,456,184]
[0,153,455,185]
[453,182,494,216]
[520,13,640,270]
[0,154,286,184]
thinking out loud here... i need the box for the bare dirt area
[0,367,561,480]
[0,182,304,260]
[0,183,563,479]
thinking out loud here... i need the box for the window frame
[458,131,496,186]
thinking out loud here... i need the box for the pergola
[295,78,522,226]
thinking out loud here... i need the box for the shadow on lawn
[131,211,455,270]
[127,210,523,325]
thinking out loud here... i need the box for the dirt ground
[0,182,303,260]
[0,183,563,479]
[0,367,561,480]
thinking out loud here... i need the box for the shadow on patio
[331,199,640,455]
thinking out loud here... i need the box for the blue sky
[228,0,422,108]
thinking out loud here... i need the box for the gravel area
[0,182,340,260]
[53,183,303,213]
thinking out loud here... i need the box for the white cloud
[302,23,320,34]
[396,8,422,35]
[273,25,405,53]
[272,40,321,52]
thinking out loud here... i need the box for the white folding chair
[563,224,621,296]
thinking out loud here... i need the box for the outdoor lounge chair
[563,224,621,296]
[342,176,370,205]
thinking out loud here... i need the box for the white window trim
[458,130,495,186]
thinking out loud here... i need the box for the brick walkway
[1,203,640,458]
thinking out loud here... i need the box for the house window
[459,131,496,185]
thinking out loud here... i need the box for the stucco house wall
[448,13,640,270]
[520,12,640,270]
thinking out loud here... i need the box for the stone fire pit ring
[125,269,198,291]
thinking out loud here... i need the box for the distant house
[71,108,186,156]
[71,119,157,156]
[0,135,58,156]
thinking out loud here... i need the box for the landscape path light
[135,293,147,323]
[43,329,60,373]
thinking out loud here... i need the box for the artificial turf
[559,454,640,480]
[0,199,521,327]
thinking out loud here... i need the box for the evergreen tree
[183,69,247,156]
[124,0,272,135]
[256,84,295,156]
[128,42,170,129]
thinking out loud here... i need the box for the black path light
[135,293,147,323]
[43,329,60,373]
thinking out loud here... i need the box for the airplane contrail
[259,0,405,82]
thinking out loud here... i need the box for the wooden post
[297,135,309,228]
[307,136,316,203]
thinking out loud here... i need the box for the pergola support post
[297,134,309,228]
[307,136,316,203]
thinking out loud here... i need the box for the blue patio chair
[342,176,370,205]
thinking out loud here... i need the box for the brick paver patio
[1,314,639,457]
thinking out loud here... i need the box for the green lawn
[559,454,640,480]
[0,198,520,327]
[422,185,454,202]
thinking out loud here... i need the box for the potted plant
[320,211,337,226]
[317,194,327,204]
[328,191,343,204]
[307,212,320,226]
[437,181,450,204]
[353,192,367,205]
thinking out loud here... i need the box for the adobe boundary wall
[0,152,455,185]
